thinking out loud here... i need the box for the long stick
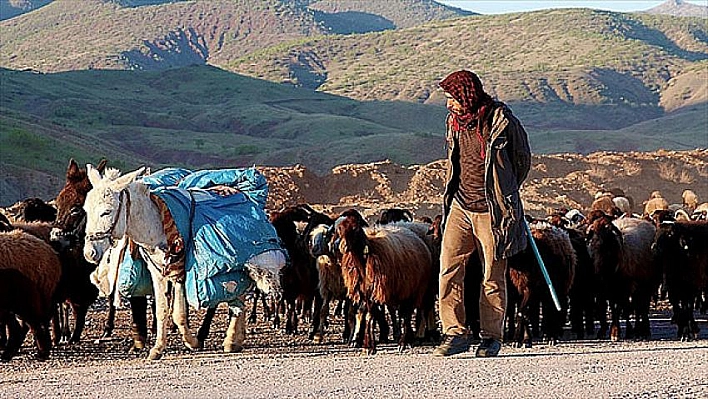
[523,220,562,312]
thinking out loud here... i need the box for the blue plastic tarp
[151,168,283,309]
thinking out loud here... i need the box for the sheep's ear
[113,166,146,190]
[87,164,102,187]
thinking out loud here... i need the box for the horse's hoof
[185,339,201,351]
[132,337,146,351]
[223,344,243,353]
[313,333,323,344]
[147,349,163,360]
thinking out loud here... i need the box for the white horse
[83,165,284,360]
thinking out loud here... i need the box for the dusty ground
[1,298,707,398]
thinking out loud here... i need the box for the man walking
[433,70,531,357]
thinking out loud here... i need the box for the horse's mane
[103,167,122,180]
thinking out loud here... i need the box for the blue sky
[437,1,707,14]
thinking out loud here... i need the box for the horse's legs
[102,296,117,338]
[223,306,245,353]
[147,272,170,360]
[171,281,200,350]
[68,301,89,344]
[128,296,148,351]
[197,306,218,346]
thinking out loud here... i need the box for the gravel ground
[2,299,707,399]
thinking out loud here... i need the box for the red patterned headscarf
[439,70,493,131]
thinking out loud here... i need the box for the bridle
[85,189,130,245]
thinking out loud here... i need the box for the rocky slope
[260,149,708,220]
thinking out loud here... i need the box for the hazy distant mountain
[644,0,708,18]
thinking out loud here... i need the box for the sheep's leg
[62,303,71,343]
[170,281,200,350]
[51,304,62,345]
[248,289,260,324]
[387,305,399,343]
[0,315,24,361]
[609,301,621,342]
[342,300,353,344]
[313,296,330,344]
[31,321,52,360]
[373,304,389,344]
[223,306,245,353]
[262,292,272,321]
[334,299,344,317]
[350,304,366,348]
[515,288,532,348]
[0,320,6,350]
[272,298,282,330]
[596,296,608,339]
[197,306,218,347]
[363,307,376,355]
[285,298,298,334]
[633,292,651,340]
[309,293,323,341]
[399,306,414,352]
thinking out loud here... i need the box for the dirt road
[2,303,706,398]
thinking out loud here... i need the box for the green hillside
[0,65,447,171]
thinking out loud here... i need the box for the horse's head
[83,164,145,264]
[51,158,107,248]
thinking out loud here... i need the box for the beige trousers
[439,198,507,340]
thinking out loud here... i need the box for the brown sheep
[0,230,62,361]
[506,221,576,347]
[331,209,432,354]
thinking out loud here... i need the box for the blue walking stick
[523,220,562,312]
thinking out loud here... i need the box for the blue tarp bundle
[117,247,153,298]
[119,167,284,309]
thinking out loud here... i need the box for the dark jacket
[442,101,531,260]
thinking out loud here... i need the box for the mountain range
[0,0,706,205]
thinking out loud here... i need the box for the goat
[587,214,659,340]
[330,209,432,354]
[13,197,57,223]
[652,220,708,340]
[547,214,598,339]
[269,205,323,338]
[376,208,414,225]
[11,220,98,346]
[0,230,62,361]
[506,221,576,347]
[387,220,441,343]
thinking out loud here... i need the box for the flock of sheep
[0,159,707,362]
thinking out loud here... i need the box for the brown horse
[48,158,108,345]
